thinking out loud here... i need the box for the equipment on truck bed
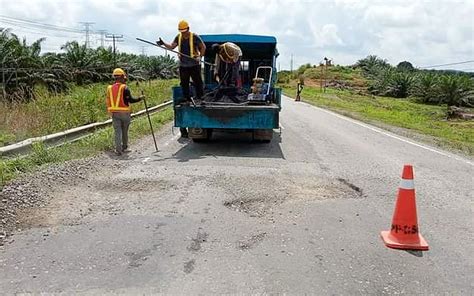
[248,66,273,104]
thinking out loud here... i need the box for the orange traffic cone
[381,165,429,250]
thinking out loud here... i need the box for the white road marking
[142,157,151,163]
[286,97,473,166]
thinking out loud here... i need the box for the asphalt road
[1,96,473,294]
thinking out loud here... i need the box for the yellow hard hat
[178,20,189,32]
[112,68,125,76]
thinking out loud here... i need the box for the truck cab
[172,34,281,142]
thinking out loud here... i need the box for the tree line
[356,55,473,107]
[0,29,178,102]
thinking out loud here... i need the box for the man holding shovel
[106,68,144,156]
[156,20,206,138]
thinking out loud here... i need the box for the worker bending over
[212,42,242,87]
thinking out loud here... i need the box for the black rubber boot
[180,128,188,138]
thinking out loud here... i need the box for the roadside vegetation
[0,107,173,187]
[280,56,474,155]
[0,29,179,146]
[0,30,179,186]
[0,29,178,102]
[0,79,177,146]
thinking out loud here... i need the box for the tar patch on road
[237,232,267,250]
[125,249,152,268]
[187,229,209,252]
[183,259,196,274]
[336,178,363,197]
[125,243,161,268]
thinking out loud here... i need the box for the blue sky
[0,0,473,71]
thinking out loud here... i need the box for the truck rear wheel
[190,128,212,142]
[252,129,273,142]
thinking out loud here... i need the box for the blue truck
[172,34,281,142]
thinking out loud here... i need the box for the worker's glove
[156,38,165,46]
[214,74,220,83]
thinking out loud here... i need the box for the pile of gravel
[0,157,102,246]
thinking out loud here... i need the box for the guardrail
[0,100,173,157]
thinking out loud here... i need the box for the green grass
[0,78,178,187]
[282,84,474,155]
[303,65,364,82]
[0,107,173,187]
[0,79,178,146]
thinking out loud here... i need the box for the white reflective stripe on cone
[400,179,415,190]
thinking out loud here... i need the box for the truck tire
[252,129,273,143]
[190,128,212,142]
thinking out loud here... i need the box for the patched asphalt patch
[125,249,153,268]
[94,178,177,192]
[184,259,196,274]
[220,174,362,217]
[187,229,208,252]
[237,232,267,250]
[337,178,363,196]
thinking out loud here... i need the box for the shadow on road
[405,250,424,257]
[172,131,285,162]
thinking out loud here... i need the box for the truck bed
[174,103,280,129]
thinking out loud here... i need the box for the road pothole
[94,178,177,192]
[219,174,362,216]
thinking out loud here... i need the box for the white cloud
[0,0,473,70]
[363,4,425,28]
[309,23,344,48]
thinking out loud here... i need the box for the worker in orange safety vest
[106,68,144,155]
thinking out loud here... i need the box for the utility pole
[140,46,147,56]
[80,22,95,48]
[106,34,124,67]
[320,57,331,93]
[97,30,107,48]
[290,54,294,74]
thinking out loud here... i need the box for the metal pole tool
[141,90,159,152]
[136,37,215,67]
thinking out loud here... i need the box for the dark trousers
[217,59,241,87]
[112,112,131,152]
[179,65,204,100]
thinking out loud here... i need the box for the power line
[80,22,94,48]
[106,34,124,67]
[419,60,474,69]
[0,15,83,33]
[97,30,107,47]
[3,25,81,39]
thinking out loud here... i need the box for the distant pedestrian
[296,75,304,101]
[106,68,144,155]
